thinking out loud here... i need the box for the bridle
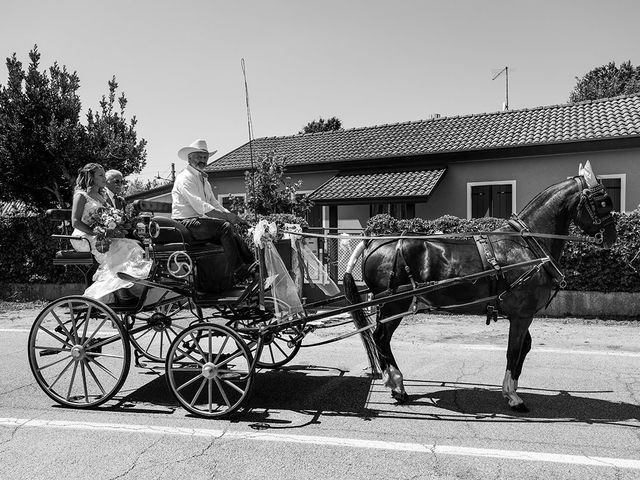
[575,176,615,230]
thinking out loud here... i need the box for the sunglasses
[112,179,124,185]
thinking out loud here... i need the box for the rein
[281,228,604,245]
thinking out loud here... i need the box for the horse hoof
[510,403,529,413]
[391,391,409,404]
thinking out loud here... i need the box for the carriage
[27,162,617,417]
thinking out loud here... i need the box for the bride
[70,162,151,304]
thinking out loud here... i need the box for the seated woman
[70,162,152,304]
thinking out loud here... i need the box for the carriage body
[30,201,304,416]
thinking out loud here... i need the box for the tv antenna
[492,66,509,110]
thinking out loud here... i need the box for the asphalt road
[0,302,639,480]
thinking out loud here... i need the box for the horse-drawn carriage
[27,162,617,417]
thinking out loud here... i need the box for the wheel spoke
[213,335,229,364]
[38,325,72,350]
[268,345,276,364]
[174,348,205,367]
[68,301,79,343]
[214,377,231,407]
[37,354,72,372]
[221,377,246,394]
[81,305,92,340]
[190,378,207,407]
[88,334,123,352]
[189,332,207,359]
[176,371,204,392]
[88,357,118,380]
[82,318,108,347]
[50,310,73,343]
[66,360,80,401]
[80,361,89,403]
[208,378,214,413]
[83,360,106,395]
[273,340,289,357]
[48,358,75,390]
[145,330,159,353]
[85,352,124,359]
[215,349,244,368]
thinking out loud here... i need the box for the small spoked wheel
[234,296,301,369]
[128,295,195,362]
[28,295,130,408]
[166,323,254,418]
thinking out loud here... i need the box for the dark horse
[343,162,617,412]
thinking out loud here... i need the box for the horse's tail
[343,241,381,376]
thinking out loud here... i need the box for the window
[369,203,416,219]
[467,181,516,219]
[218,193,246,214]
[597,174,625,212]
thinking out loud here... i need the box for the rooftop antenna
[492,66,509,110]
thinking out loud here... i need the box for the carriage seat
[131,201,224,254]
[46,209,95,266]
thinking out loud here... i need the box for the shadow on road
[104,365,639,429]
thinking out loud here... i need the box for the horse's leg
[502,316,533,412]
[373,302,409,403]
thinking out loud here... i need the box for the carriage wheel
[166,323,254,418]
[128,296,197,362]
[233,296,301,369]
[28,295,130,408]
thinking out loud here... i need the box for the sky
[2,0,640,182]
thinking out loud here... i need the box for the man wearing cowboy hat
[172,139,254,280]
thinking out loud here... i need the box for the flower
[89,206,128,253]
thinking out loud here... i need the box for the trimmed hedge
[0,214,83,284]
[4,209,640,293]
[365,212,640,293]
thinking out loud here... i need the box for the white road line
[436,343,640,358]
[0,328,30,333]
[0,417,638,470]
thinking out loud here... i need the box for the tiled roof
[0,200,38,217]
[309,169,446,201]
[207,94,640,172]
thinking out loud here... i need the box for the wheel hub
[70,345,85,360]
[149,312,171,332]
[201,362,218,379]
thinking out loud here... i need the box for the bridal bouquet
[90,206,127,253]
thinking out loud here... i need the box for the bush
[365,212,640,293]
[0,214,84,284]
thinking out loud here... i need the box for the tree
[122,177,171,197]
[241,152,312,218]
[569,61,640,103]
[0,46,147,209]
[299,116,343,134]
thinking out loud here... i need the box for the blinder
[576,177,614,228]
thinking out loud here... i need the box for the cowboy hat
[177,139,218,161]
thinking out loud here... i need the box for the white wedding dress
[70,192,152,303]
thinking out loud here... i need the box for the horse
[343,161,617,412]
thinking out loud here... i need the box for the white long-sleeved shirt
[171,165,229,219]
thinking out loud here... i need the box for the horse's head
[573,161,617,248]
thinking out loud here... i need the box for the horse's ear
[578,163,583,175]
[581,160,598,188]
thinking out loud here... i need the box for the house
[128,94,640,279]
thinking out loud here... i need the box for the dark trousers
[178,217,254,270]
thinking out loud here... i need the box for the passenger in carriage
[70,163,152,304]
[171,139,255,282]
[104,169,127,210]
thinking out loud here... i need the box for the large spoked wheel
[166,323,254,418]
[28,296,130,408]
[127,295,196,362]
